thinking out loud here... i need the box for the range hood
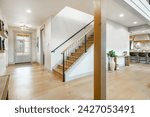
[132,34,150,42]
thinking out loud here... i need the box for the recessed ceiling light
[119,14,124,17]
[133,21,138,24]
[26,9,31,13]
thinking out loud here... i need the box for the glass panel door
[15,34,31,63]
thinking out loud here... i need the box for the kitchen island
[130,50,150,63]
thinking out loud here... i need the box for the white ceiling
[0,0,147,29]
[107,0,146,27]
[146,0,149,3]
[0,0,94,29]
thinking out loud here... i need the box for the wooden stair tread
[82,43,93,46]
[68,56,78,59]
[72,52,83,54]
[53,34,94,80]
[79,45,92,49]
[65,60,74,63]
[67,56,79,61]
[53,68,63,75]
[59,64,70,68]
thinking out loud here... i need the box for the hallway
[7,63,93,100]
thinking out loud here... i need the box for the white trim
[66,72,93,81]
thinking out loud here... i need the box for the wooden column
[94,0,106,100]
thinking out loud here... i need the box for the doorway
[40,27,45,65]
[15,33,32,63]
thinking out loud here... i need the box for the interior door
[15,34,32,63]
[40,28,45,65]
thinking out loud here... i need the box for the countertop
[130,50,150,53]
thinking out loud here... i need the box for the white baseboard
[66,71,93,81]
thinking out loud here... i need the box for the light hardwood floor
[107,63,150,100]
[6,63,150,100]
[7,63,93,100]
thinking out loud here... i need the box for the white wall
[66,45,94,81]
[8,26,36,64]
[51,7,93,70]
[0,9,8,75]
[0,9,8,30]
[43,19,51,70]
[51,7,93,50]
[36,27,40,63]
[106,20,129,68]
[0,53,6,75]
[36,17,52,70]
[35,7,93,71]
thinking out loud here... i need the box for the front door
[15,33,32,63]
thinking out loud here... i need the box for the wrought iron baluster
[85,35,87,53]
[62,52,65,82]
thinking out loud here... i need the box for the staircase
[53,34,94,80]
[51,20,94,82]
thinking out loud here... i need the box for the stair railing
[61,28,94,82]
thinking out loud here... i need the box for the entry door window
[15,34,31,63]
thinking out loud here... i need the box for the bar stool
[148,53,150,63]
[130,52,138,63]
[138,52,147,63]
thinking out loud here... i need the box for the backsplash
[131,34,150,51]
[133,42,150,51]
